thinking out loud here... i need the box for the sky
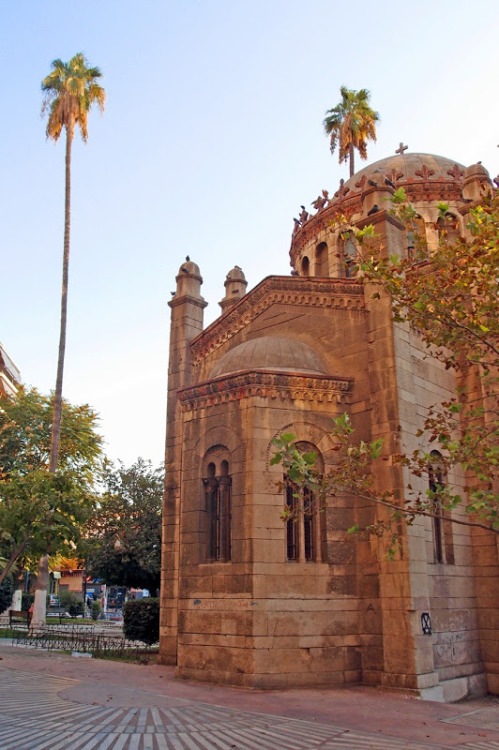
[2,0,499,468]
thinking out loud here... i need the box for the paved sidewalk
[0,640,498,750]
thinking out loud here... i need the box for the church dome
[337,153,465,198]
[209,336,327,378]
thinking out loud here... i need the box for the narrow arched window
[406,214,426,260]
[202,454,232,562]
[428,451,454,564]
[437,212,460,243]
[315,242,329,276]
[302,256,310,276]
[344,236,357,278]
[284,442,326,563]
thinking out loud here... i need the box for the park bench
[9,610,31,628]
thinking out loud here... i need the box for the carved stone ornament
[178,369,354,411]
[414,165,436,182]
[447,164,465,181]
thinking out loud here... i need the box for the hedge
[123,598,159,645]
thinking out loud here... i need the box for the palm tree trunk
[36,124,73,626]
[49,126,73,472]
[349,143,355,178]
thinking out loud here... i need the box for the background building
[0,343,21,398]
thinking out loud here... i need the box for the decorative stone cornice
[190,276,365,362]
[290,172,465,259]
[178,370,354,411]
[168,293,207,310]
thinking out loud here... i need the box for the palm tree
[31,54,105,627]
[41,53,105,473]
[323,86,379,177]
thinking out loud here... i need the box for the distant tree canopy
[0,386,103,585]
[84,459,163,592]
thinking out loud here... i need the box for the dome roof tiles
[209,336,327,379]
[342,153,465,194]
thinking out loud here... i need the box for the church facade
[159,151,498,702]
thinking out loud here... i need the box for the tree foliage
[0,576,14,614]
[42,53,106,144]
[323,86,379,177]
[0,386,103,585]
[84,459,163,592]
[272,192,498,539]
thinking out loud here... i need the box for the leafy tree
[84,459,163,592]
[323,86,379,177]
[41,53,105,472]
[0,387,103,596]
[272,192,498,541]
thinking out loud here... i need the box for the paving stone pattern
[1,667,499,750]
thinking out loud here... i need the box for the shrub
[91,599,102,620]
[123,598,159,645]
[59,590,84,617]
[0,577,14,614]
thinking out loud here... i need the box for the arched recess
[406,214,427,259]
[267,422,336,565]
[315,242,329,276]
[301,255,310,276]
[428,450,455,565]
[437,212,460,243]
[191,426,243,564]
[194,425,242,461]
[342,234,357,277]
[202,445,232,563]
[282,440,327,563]
[266,421,336,465]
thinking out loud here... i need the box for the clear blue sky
[2,1,498,467]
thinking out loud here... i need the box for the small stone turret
[462,163,492,201]
[174,259,203,299]
[219,266,248,311]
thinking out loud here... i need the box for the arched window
[406,214,426,260]
[202,451,232,562]
[301,256,310,276]
[315,242,329,276]
[343,235,357,278]
[437,212,460,243]
[285,442,326,563]
[428,451,454,565]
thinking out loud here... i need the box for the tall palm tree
[41,53,105,473]
[323,86,379,177]
[32,55,105,627]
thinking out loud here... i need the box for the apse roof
[209,336,327,379]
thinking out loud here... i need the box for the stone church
[159,150,498,702]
